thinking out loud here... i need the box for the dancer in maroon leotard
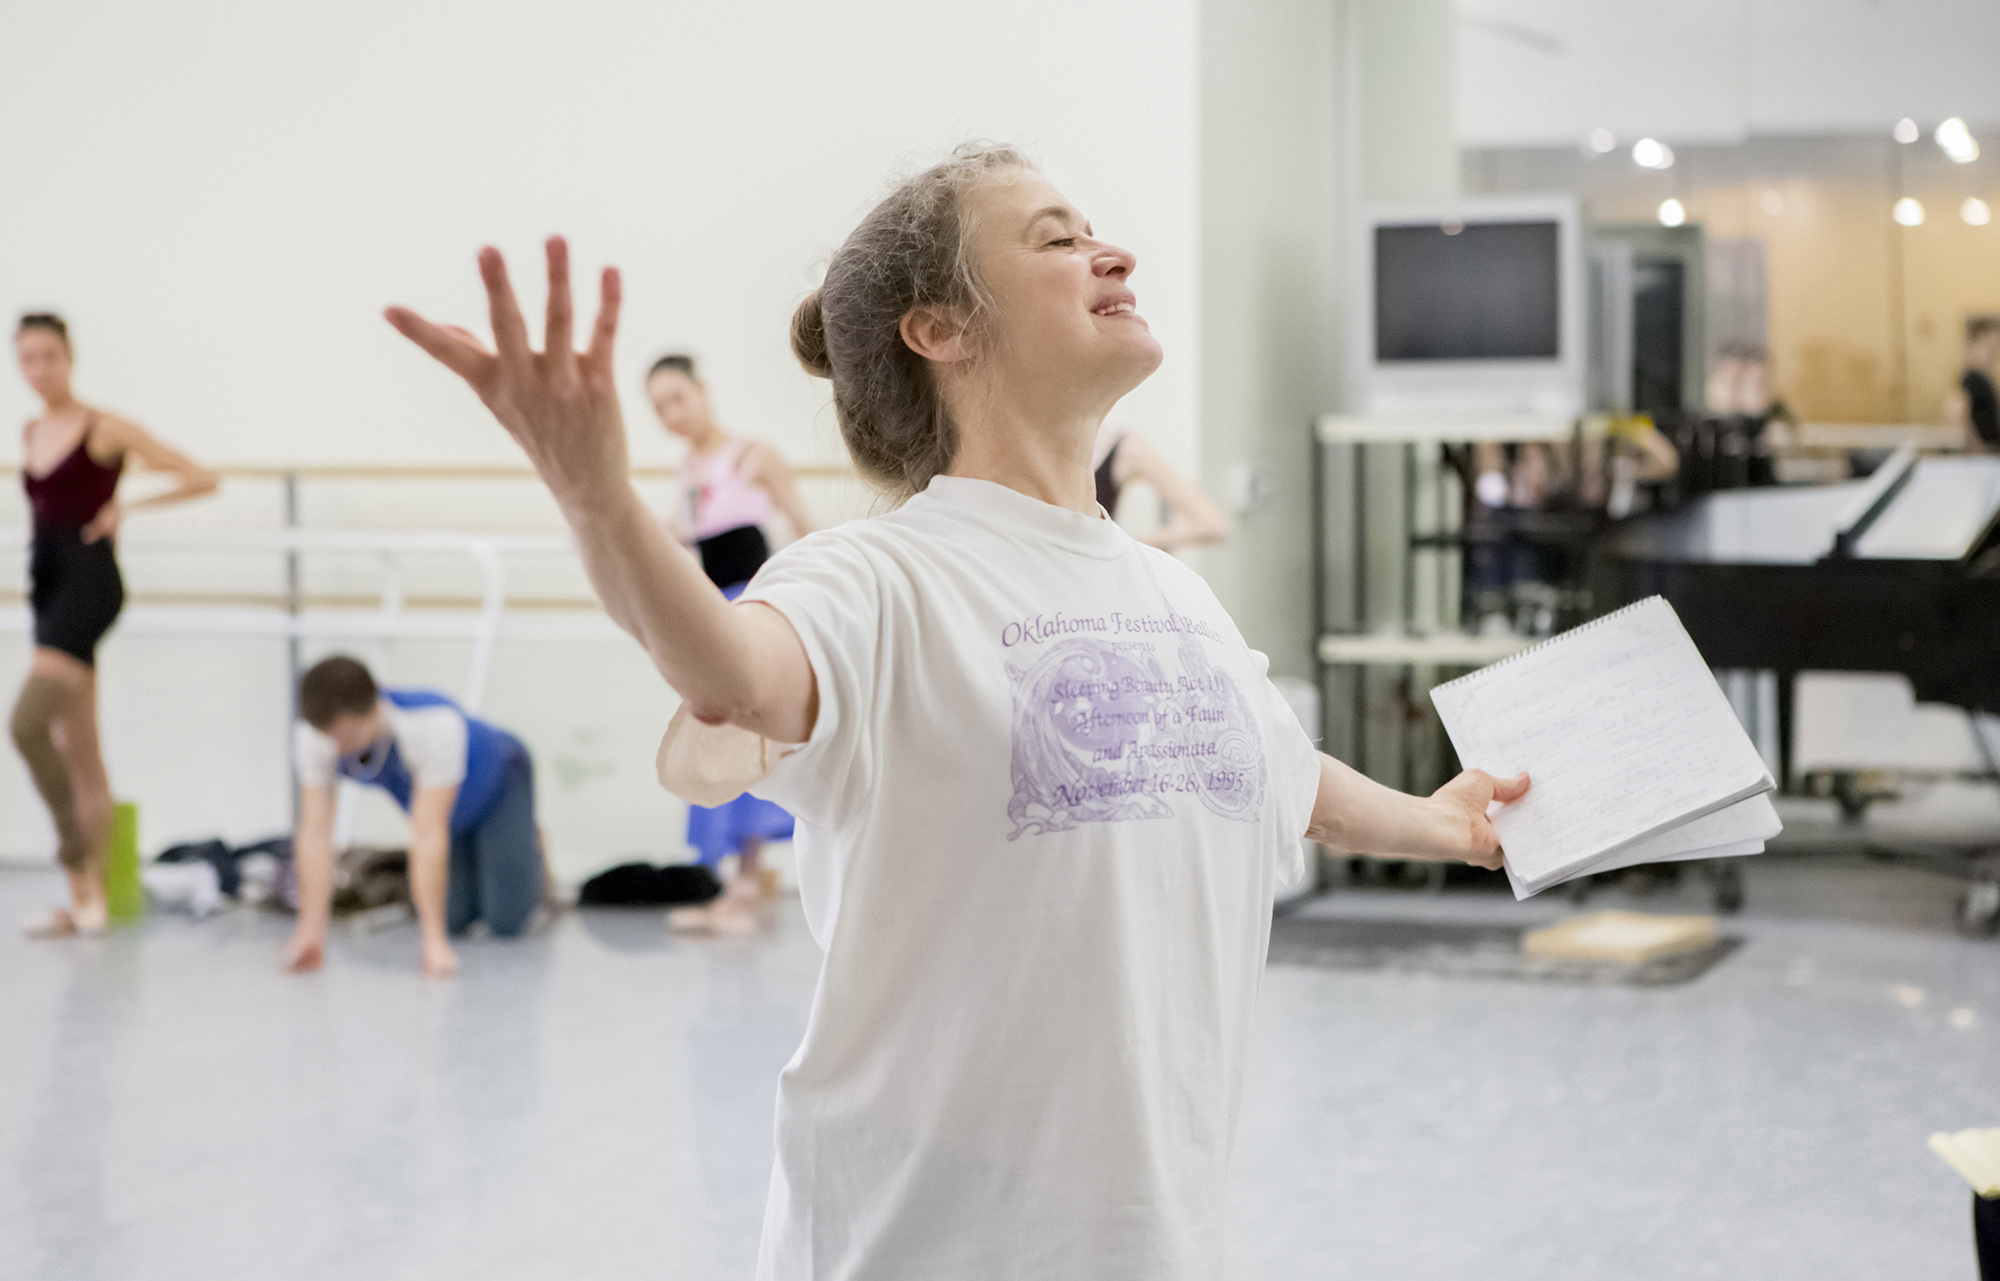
[12,313,218,937]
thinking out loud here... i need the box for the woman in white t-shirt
[386,143,1527,1281]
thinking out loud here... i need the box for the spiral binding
[1431,595,1670,695]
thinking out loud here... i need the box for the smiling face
[646,368,711,441]
[961,172,1163,410]
[15,328,72,404]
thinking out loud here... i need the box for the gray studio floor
[3,794,1996,1281]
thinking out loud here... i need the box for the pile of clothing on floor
[142,843,729,919]
[142,837,294,918]
[576,860,722,906]
[142,840,414,919]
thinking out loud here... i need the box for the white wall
[0,0,1200,874]
[1,0,1198,470]
[1196,0,1459,697]
[1355,0,1458,201]
[1195,0,1342,685]
[1457,0,2000,147]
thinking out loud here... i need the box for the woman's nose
[1092,244,1136,279]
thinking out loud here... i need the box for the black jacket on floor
[577,862,723,907]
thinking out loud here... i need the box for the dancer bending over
[13,313,217,938]
[387,145,1525,1279]
[645,352,814,932]
[283,656,544,979]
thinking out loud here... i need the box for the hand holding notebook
[1429,596,1778,899]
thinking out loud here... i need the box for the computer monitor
[1351,197,1585,418]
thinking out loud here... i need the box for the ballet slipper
[705,881,767,936]
[23,907,76,939]
[667,904,717,935]
[23,905,103,939]
[669,872,771,936]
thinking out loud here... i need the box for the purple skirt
[686,792,795,867]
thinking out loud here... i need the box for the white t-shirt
[739,475,1321,1281]
[293,699,468,791]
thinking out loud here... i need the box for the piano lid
[1851,457,2000,560]
[1610,454,2000,566]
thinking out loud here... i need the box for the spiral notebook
[1429,596,1779,899]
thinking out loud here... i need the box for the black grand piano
[1594,446,2000,933]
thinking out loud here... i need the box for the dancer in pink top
[645,353,815,931]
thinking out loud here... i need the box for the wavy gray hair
[791,143,1033,501]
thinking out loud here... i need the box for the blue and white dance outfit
[293,688,542,935]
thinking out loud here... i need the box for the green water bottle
[105,800,143,922]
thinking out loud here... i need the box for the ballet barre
[0,527,585,712]
[197,461,857,481]
[6,461,858,482]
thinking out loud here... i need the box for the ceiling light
[1658,198,1686,227]
[1964,197,1993,226]
[1587,128,1616,154]
[1894,118,1920,144]
[1894,197,1926,227]
[1760,189,1784,215]
[1632,138,1674,170]
[1937,117,1980,163]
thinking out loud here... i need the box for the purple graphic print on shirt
[1005,631,1268,839]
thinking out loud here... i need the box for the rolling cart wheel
[1714,863,1745,915]
[1956,879,2000,940]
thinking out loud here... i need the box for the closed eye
[1048,237,1078,248]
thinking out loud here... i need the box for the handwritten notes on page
[1430,597,1776,899]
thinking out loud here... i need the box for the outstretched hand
[1428,769,1530,870]
[385,238,628,508]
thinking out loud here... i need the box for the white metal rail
[0,528,577,712]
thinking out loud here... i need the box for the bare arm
[1629,423,1680,482]
[384,239,816,742]
[746,440,818,539]
[1305,753,1527,869]
[1114,433,1230,551]
[555,486,815,739]
[82,415,221,543]
[1944,388,1991,453]
[408,786,458,978]
[283,784,339,972]
[1946,387,1970,434]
